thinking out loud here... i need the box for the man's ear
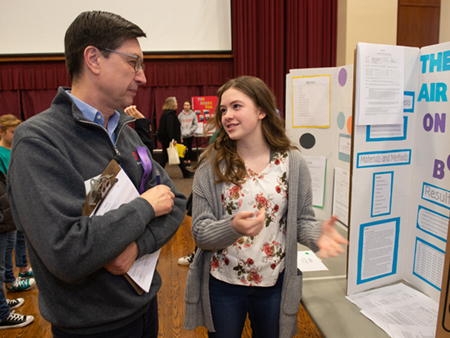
[84,46,101,75]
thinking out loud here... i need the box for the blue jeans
[208,271,284,338]
[51,296,158,338]
[14,231,28,268]
[4,230,28,284]
[0,232,11,321]
[4,231,16,284]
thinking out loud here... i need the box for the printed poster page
[297,251,328,272]
[361,296,438,337]
[292,75,331,128]
[390,325,434,338]
[303,155,327,209]
[338,134,351,162]
[357,218,400,284]
[346,283,438,337]
[356,43,405,126]
[371,171,393,217]
[367,120,406,141]
[332,167,349,227]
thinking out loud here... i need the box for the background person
[157,97,194,179]
[184,76,347,338]
[0,115,35,293]
[8,11,186,338]
[124,105,154,155]
[0,116,34,329]
[178,100,198,168]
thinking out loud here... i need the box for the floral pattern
[223,184,246,216]
[261,238,285,270]
[211,152,289,286]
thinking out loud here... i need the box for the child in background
[184,76,347,337]
[0,114,34,329]
[0,115,35,293]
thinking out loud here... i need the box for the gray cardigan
[184,149,322,337]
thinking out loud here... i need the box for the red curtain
[232,0,285,107]
[0,59,233,127]
[21,89,58,120]
[232,0,337,118]
[0,91,21,119]
[0,62,69,90]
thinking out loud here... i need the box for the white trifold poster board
[347,42,450,303]
[285,65,353,223]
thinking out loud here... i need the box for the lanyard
[136,147,152,194]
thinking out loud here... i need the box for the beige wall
[337,0,398,66]
[440,0,450,43]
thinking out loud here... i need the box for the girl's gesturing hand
[231,207,266,237]
[317,215,349,258]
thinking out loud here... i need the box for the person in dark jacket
[157,97,194,178]
[124,105,153,155]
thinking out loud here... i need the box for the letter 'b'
[433,159,445,179]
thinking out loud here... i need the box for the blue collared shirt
[67,91,120,144]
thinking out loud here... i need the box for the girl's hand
[231,207,265,237]
[317,215,348,258]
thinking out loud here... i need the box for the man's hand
[140,185,175,217]
[104,242,139,275]
[231,207,265,237]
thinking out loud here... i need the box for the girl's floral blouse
[211,151,289,287]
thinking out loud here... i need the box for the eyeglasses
[100,48,145,72]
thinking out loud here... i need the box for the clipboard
[82,159,145,295]
[82,159,121,217]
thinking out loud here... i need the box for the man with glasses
[7,11,186,338]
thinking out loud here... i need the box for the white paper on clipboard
[85,169,160,293]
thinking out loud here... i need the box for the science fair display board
[285,65,353,223]
[347,42,450,303]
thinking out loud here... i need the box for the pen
[155,168,161,185]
